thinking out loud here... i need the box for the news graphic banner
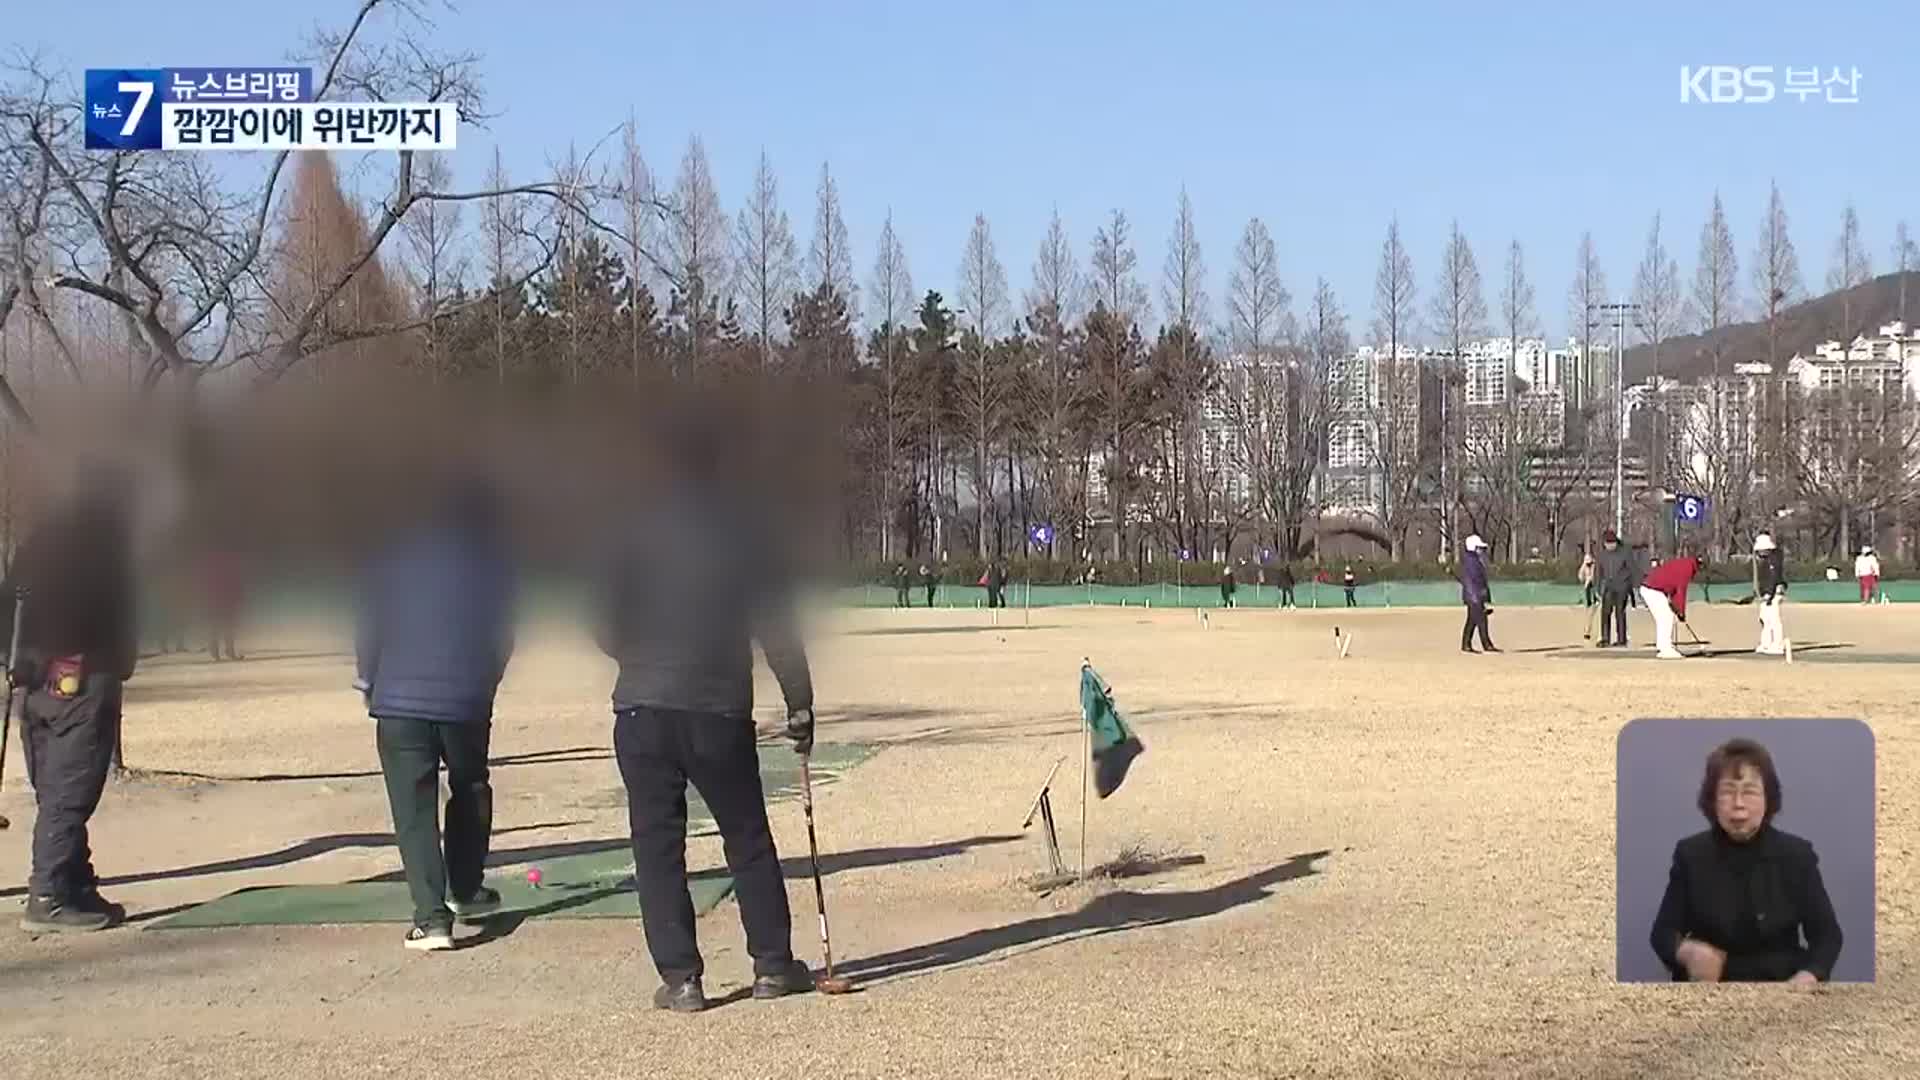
[86,66,457,151]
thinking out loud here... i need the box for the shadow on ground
[840,849,1331,983]
[128,745,611,784]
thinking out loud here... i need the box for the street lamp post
[1595,303,1641,536]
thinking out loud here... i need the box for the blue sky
[17,1,1916,337]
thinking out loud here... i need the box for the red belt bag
[46,654,86,700]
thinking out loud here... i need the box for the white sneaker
[404,924,454,951]
[1657,649,1686,660]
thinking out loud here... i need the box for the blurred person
[1219,563,1237,608]
[1459,535,1498,654]
[1275,562,1296,609]
[1594,530,1637,648]
[1342,564,1358,608]
[1578,548,1596,610]
[595,414,819,1014]
[355,478,516,951]
[1,464,138,933]
[990,559,1010,609]
[1651,738,1841,984]
[1639,545,1701,660]
[919,563,938,608]
[1853,545,1880,603]
[892,563,911,608]
[201,545,245,661]
[1754,533,1787,655]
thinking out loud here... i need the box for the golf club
[800,755,854,995]
[0,587,25,831]
[1682,620,1711,657]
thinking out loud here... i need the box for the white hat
[1754,533,1776,552]
[1464,534,1487,551]
[1863,545,1874,554]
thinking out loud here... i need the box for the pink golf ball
[527,867,543,888]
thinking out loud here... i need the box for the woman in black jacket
[1650,738,1842,984]
[1753,532,1787,655]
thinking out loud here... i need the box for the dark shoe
[653,977,708,1013]
[1483,646,1503,653]
[404,922,455,952]
[1461,646,1479,654]
[446,885,501,922]
[752,959,816,1000]
[21,895,112,934]
[71,889,127,926]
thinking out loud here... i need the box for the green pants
[375,717,493,927]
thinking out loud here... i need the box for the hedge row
[853,556,1902,588]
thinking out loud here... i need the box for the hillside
[1619,270,1920,384]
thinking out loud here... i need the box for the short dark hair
[1697,738,1782,825]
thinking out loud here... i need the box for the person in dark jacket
[990,560,1010,609]
[919,563,938,608]
[1459,535,1498,653]
[891,563,911,608]
[1342,565,1358,607]
[1,464,138,933]
[596,420,818,1013]
[1651,738,1841,983]
[1593,529,1637,648]
[355,479,516,951]
[1275,563,1296,608]
[1753,532,1787,655]
[1219,564,1237,608]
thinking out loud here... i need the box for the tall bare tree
[731,150,798,367]
[1086,210,1152,558]
[1022,208,1085,558]
[1749,181,1802,500]
[1496,239,1536,556]
[867,213,915,559]
[1827,201,1873,341]
[1223,218,1290,552]
[955,213,1010,556]
[1631,213,1683,491]
[1428,221,1486,555]
[1289,278,1346,556]
[663,135,730,371]
[1088,209,1151,329]
[1368,217,1420,556]
[616,114,658,387]
[807,163,858,320]
[1685,193,1744,555]
[1567,232,1608,419]
[1155,189,1211,556]
[479,147,528,386]
[1894,221,1917,326]
[398,153,467,382]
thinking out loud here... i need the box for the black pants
[1279,585,1295,607]
[614,706,793,985]
[1461,602,1494,650]
[1344,587,1357,607]
[924,586,936,607]
[374,717,493,927]
[22,673,122,900]
[1600,590,1630,645]
[894,587,909,608]
[986,586,1003,608]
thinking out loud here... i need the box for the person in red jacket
[1638,546,1701,659]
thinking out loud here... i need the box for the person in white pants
[1639,549,1701,660]
[1753,533,1787,655]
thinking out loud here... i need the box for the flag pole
[1079,658,1091,879]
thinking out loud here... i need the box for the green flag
[1080,663,1143,798]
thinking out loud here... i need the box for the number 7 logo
[118,80,153,137]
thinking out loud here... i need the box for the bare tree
[1223,218,1290,551]
[1154,189,1211,556]
[1022,208,1085,558]
[1368,217,1421,557]
[1827,201,1873,341]
[479,147,526,386]
[1684,193,1744,556]
[1631,213,1684,491]
[955,213,1009,556]
[1894,221,1917,326]
[731,150,797,367]
[663,135,730,371]
[1567,232,1608,420]
[1086,210,1152,559]
[1088,209,1151,329]
[807,163,858,319]
[616,114,658,387]
[1291,278,1346,556]
[1496,239,1536,557]
[398,152,467,381]
[867,213,915,560]
[1750,181,1802,497]
[1428,221,1486,555]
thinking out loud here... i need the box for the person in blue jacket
[1459,534,1499,654]
[355,476,516,952]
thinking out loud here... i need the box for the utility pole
[1594,303,1641,536]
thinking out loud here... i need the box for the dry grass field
[0,599,1914,1078]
